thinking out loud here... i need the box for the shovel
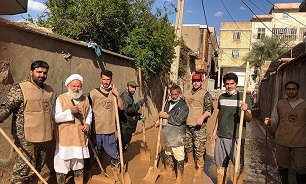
[233,62,249,184]
[143,87,167,184]
[0,127,48,184]
[70,99,116,184]
[113,85,132,184]
[87,136,116,184]
[138,68,151,161]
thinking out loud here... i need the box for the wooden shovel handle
[153,86,167,168]
[71,99,111,178]
[0,127,48,184]
[113,85,125,176]
[234,62,249,177]
[138,68,147,144]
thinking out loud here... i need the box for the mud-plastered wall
[0,19,163,181]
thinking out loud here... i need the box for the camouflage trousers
[11,138,46,183]
[185,123,207,159]
[56,169,84,184]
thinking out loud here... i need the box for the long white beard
[68,89,83,99]
[227,89,236,95]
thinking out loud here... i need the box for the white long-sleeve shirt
[53,97,92,159]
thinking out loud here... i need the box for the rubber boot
[216,167,227,184]
[278,169,289,184]
[185,152,195,168]
[174,160,184,184]
[56,172,66,184]
[296,173,306,184]
[74,169,84,184]
[194,156,204,178]
[160,155,174,176]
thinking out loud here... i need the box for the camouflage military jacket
[0,79,49,140]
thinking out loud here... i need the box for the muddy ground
[1,100,294,184]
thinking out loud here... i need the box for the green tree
[41,0,176,80]
[243,36,287,80]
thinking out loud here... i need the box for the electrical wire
[201,0,217,52]
[220,0,252,43]
[247,0,293,27]
[240,0,291,51]
[266,0,306,27]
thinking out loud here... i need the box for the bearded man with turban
[53,74,92,184]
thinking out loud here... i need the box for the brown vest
[19,81,53,142]
[90,89,116,134]
[183,89,206,126]
[276,99,306,147]
[55,93,90,147]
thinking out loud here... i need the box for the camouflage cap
[127,81,139,87]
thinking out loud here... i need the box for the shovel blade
[143,166,160,184]
[88,174,116,184]
[118,172,132,184]
[140,148,151,161]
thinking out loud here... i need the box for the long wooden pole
[234,62,249,183]
[113,84,126,183]
[153,87,167,168]
[0,127,48,184]
[138,68,146,146]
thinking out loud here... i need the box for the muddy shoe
[184,152,195,168]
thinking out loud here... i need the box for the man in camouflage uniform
[0,60,53,184]
[183,73,213,181]
[119,81,145,152]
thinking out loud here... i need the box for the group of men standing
[159,72,252,184]
[0,60,145,184]
[0,60,305,184]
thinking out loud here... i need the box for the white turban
[65,74,83,86]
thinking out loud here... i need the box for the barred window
[257,28,265,39]
[232,50,239,58]
[283,11,289,18]
[233,31,241,41]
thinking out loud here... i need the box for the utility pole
[170,0,185,84]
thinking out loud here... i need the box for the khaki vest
[19,81,53,142]
[90,89,116,134]
[276,99,306,147]
[183,89,206,126]
[55,93,90,147]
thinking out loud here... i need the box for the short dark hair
[100,70,113,79]
[223,72,238,84]
[285,81,300,89]
[30,60,49,71]
[170,85,182,94]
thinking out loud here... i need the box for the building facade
[219,22,253,90]
[251,3,306,47]
[181,24,219,89]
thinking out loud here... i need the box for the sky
[0,0,302,36]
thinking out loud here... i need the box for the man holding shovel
[159,85,189,184]
[264,81,306,184]
[53,74,92,184]
[211,72,252,184]
[183,73,213,180]
[89,70,124,180]
[0,60,54,184]
[119,81,145,152]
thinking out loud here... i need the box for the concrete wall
[0,18,164,180]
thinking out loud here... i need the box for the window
[272,28,297,41]
[283,11,289,18]
[257,28,265,39]
[232,50,239,58]
[233,31,241,41]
